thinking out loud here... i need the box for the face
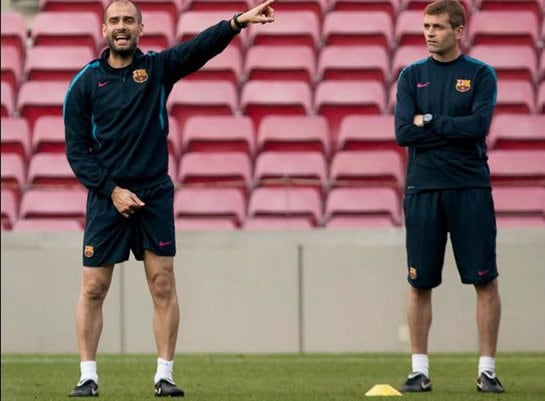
[423,12,464,61]
[102,1,143,58]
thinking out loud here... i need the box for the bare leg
[144,251,180,360]
[475,278,501,357]
[407,286,433,355]
[76,266,114,361]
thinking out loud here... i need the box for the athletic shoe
[154,379,185,397]
[477,370,505,393]
[399,372,432,393]
[68,380,99,397]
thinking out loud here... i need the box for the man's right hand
[111,186,145,218]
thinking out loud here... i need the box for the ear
[102,23,107,38]
[455,25,465,40]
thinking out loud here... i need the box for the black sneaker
[477,370,505,393]
[154,379,185,397]
[68,380,99,397]
[399,372,432,392]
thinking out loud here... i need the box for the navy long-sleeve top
[64,20,237,198]
[395,54,497,194]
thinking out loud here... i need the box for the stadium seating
[327,0,399,21]
[30,11,102,54]
[1,117,32,163]
[253,151,328,195]
[240,80,313,128]
[335,114,400,156]
[167,80,238,132]
[268,0,328,22]
[138,11,175,50]
[329,150,405,192]
[475,0,542,20]
[488,114,545,150]
[487,149,545,187]
[467,10,539,48]
[1,45,22,95]
[314,80,387,141]
[1,188,18,230]
[24,46,94,82]
[391,45,430,83]
[246,186,323,228]
[494,80,536,115]
[186,0,254,12]
[27,153,80,188]
[492,186,545,226]
[16,81,68,130]
[174,186,246,230]
[324,187,402,228]
[401,0,472,13]
[1,81,15,117]
[256,115,330,157]
[394,10,426,48]
[243,45,316,85]
[469,45,538,84]
[317,45,390,84]
[537,81,545,114]
[31,116,65,154]
[177,151,253,195]
[1,11,28,63]
[181,115,256,156]
[183,45,242,85]
[39,0,108,22]
[132,0,184,25]
[321,11,393,51]
[1,153,26,203]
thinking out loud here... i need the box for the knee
[149,271,176,301]
[82,277,110,301]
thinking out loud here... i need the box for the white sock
[411,354,429,378]
[154,358,174,385]
[478,356,495,376]
[79,360,98,385]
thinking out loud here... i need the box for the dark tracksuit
[64,20,238,266]
[395,54,499,288]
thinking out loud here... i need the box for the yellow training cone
[365,384,403,397]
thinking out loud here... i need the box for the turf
[2,353,544,400]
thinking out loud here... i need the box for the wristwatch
[423,113,433,126]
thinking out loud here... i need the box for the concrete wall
[2,227,544,353]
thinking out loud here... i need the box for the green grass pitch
[2,353,545,400]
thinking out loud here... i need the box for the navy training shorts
[403,188,498,289]
[81,179,176,267]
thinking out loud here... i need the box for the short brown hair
[425,0,466,28]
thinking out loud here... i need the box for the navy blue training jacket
[64,20,237,198]
[395,54,497,194]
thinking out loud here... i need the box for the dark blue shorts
[403,188,498,289]
[82,179,176,267]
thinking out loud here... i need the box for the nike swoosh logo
[421,381,432,390]
[159,241,172,247]
[477,269,490,277]
[98,81,110,88]
[417,82,430,88]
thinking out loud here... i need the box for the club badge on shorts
[84,245,94,258]
[455,79,471,93]
[409,267,417,280]
[133,69,149,83]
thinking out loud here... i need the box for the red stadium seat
[314,80,386,142]
[30,11,102,54]
[256,115,330,157]
[1,81,15,117]
[488,114,545,150]
[16,81,68,130]
[167,115,182,161]
[253,151,328,194]
[401,0,472,14]
[18,187,87,226]
[183,45,242,85]
[317,45,390,84]
[495,80,536,115]
[1,188,18,230]
[176,11,247,52]
[394,10,426,48]
[468,45,538,84]
[1,45,23,95]
[243,45,316,85]
[174,186,245,229]
[167,80,238,132]
[240,80,312,128]
[186,0,253,12]
[328,0,399,22]
[0,153,26,202]
[324,187,402,228]
[1,11,28,62]
[177,151,253,194]
[336,114,400,156]
[467,10,539,48]
[329,150,405,192]
[537,81,545,113]
[247,11,320,54]
[182,115,256,156]
[31,115,66,154]
[138,11,175,51]
[24,46,94,82]
[27,153,81,188]
[539,51,545,84]
[475,0,542,21]
[391,45,429,83]
[246,186,323,227]
[269,0,328,22]
[133,0,183,26]
[1,117,32,162]
[39,0,108,21]
[488,149,545,187]
[492,186,545,226]
[321,11,393,51]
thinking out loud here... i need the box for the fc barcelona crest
[455,79,471,93]
[84,245,94,258]
[133,69,149,83]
